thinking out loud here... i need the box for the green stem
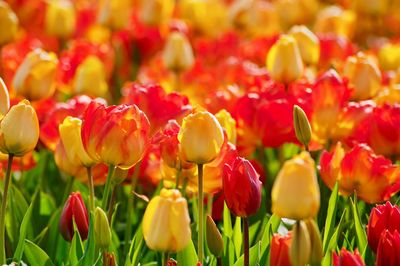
[0,154,14,263]
[107,185,117,222]
[197,164,204,264]
[174,71,181,92]
[86,167,95,212]
[243,217,249,266]
[102,165,115,210]
[162,252,169,266]
[175,168,181,189]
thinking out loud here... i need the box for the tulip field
[2,0,400,265]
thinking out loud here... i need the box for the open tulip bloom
[0,1,400,265]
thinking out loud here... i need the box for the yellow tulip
[59,116,95,167]
[163,32,195,73]
[215,109,237,145]
[94,207,112,249]
[378,43,400,71]
[266,35,304,84]
[293,105,311,147]
[289,25,320,65]
[45,0,76,38]
[314,6,355,39]
[0,1,18,45]
[272,151,320,220]
[0,100,39,156]
[0,78,10,117]
[140,0,175,26]
[12,48,58,101]
[178,111,224,165]
[142,189,191,252]
[73,56,108,98]
[289,221,311,266]
[98,0,131,30]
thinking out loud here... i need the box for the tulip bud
[289,221,311,266]
[376,230,400,266]
[142,189,191,252]
[98,0,131,30]
[94,207,112,249]
[12,48,58,101]
[0,1,18,45]
[0,78,10,117]
[378,43,400,71]
[293,105,311,148]
[272,151,320,220]
[140,0,175,26]
[314,6,355,39]
[54,140,85,177]
[289,25,320,65]
[333,248,365,266]
[305,219,323,264]
[112,166,129,185]
[0,100,39,156]
[103,252,117,266]
[45,0,76,38]
[59,192,89,242]
[206,215,223,257]
[270,233,292,266]
[73,56,108,98]
[59,116,95,167]
[266,35,304,84]
[178,111,224,165]
[215,109,237,145]
[163,32,195,73]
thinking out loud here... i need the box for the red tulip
[367,201,400,252]
[59,192,89,242]
[270,233,292,266]
[332,248,365,266]
[223,157,262,217]
[376,230,400,266]
[81,101,150,169]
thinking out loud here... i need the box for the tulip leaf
[321,209,346,266]
[351,197,367,257]
[322,182,339,252]
[24,239,54,266]
[6,186,29,248]
[233,241,261,266]
[177,239,198,266]
[126,225,144,266]
[233,217,242,259]
[69,221,84,265]
[260,214,280,260]
[222,236,235,266]
[78,213,96,266]
[223,203,232,238]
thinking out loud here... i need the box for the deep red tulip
[376,230,400,266]
[223,157,262,217]
[270,233,292,266]
[367,201,400,252]
[332,248,365,266]
[59,192,89,242]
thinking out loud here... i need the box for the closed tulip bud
[112,166,129,185]
[0,100,39,156]
[266,35,304,84]
[163,32,195,73]
[12,48,58,101]
[270,233,292,266]
[45,0,76,38]
[272,152,320,220]
[140,0,175,26]
[103,252,117,266]
[98,0,131,30]
[73,56,108,98]
[223,157,262,217]
[289,221,311,266]
[206,215,223,257]
[54,141,84,177]
[0,1,18,45]
[178,111,224,165]
[314,6,355,39]
[305,219,323,264]
[333,248,365,266]
[59,192,89,241]
[343,53,382,100]
[215,109,237,145]
[59,116,95,167]
[293,105,311,148]
[94,207,111,249]
[289,25,320,65]
[143,189,191,252]
[0,78,10,117]
[376,230,400,266]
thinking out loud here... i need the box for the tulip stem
[162,252,169,266]
[174,71,181,92]
[0,154,14,263]
[243,217,249,266]
[102,165,115,210]
[197,163,204,264]
[87,167,95,212]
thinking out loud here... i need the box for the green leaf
[6,186,29,248]
[40,191,56,216]
[177,239,198,266]
[233,217,242,259]
[24,239,54,266]
[126,224,144,266]
[222,237,235,266]
[69,222,84,265]
[322,209,347,266]
[260,214,280,265]
[78,213,97,266]
[233,241,261,266]
[323,182,339,252]
[223,203,232,238]
[351,197,367,255]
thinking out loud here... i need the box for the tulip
[12,48,58,101]
[81,101,150,169]
[59,192,89,241]
[45,0,76,38]
[178,111,224,165]
[289,25,320,65]
[343,53,382,100]
[139,0,175,26]
[332,248,365,266]
[142,189,191,252]
[94,207,111,249]
[0,100,39,156]
[266,35,304,85]
[97,0,131,30]
[0,78,9,117]
[215,109,237,145]
[206,215,223,257]
[305,219,323,264]
[378,43,400,71]
[272,152,320,220]
[376,230,400,266]
[73,56,108,98]
[314,6,356,39]
[163,32,194,74]
[0,1,18,45]
[289,221,311,266]
[367,201,400,252]
[223,157,262,217]
[293,105,311,148]
[158,120,182,169]
[54,140,85,178]
[270,233,292,266]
